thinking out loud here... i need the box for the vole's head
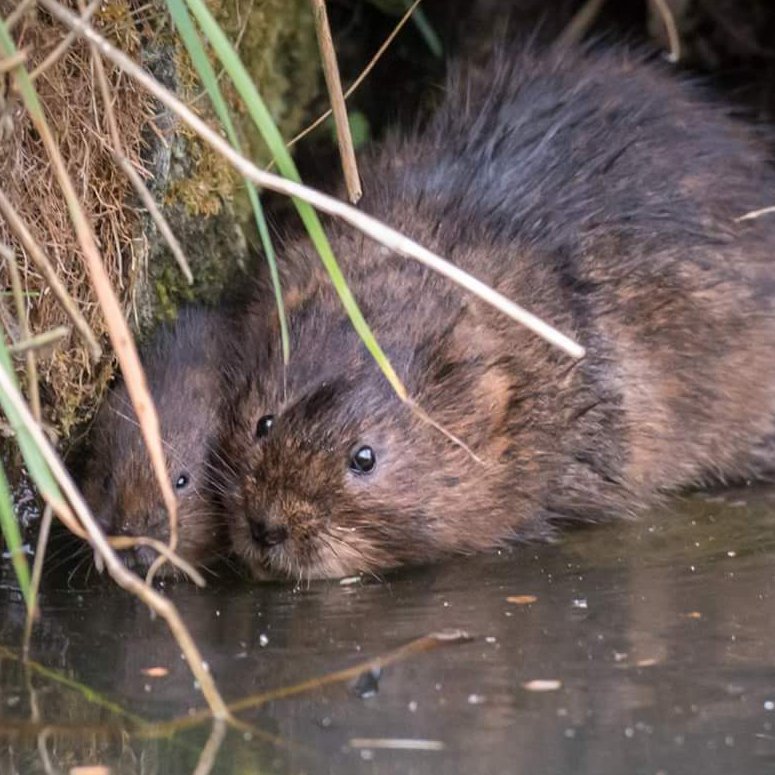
[220,246,516,581]
[81,311,228,576]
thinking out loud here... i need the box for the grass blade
[165,0,289,361]
[182,0,406,398]
[0,460,30,607]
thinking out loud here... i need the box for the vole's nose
[249,518,288,547]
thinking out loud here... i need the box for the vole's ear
[411,311,513,454]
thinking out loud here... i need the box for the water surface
[3,487,775,773]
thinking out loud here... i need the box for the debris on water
[259,633,269,647]
[141,667,168,677]
[485,636,497,644]
[408,700,418,712]
[522,679,562,692]
[764,700,775,711]
[352,666,382,699]
[572,597,588,610]
[467,693,486,705]
[506,594,537,605]
[683,611,702,619]
[349,738,445,751]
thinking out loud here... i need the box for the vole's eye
[175,473,190,490]
[102,473,111,492]
[349,445,376,474]
[256,414,274,439]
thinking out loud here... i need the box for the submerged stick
[38,0,585,360]
[148,629,472,736]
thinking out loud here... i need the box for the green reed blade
[182,0,406,398]
[165,0,289,363]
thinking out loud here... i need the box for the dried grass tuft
[0,0,153,436]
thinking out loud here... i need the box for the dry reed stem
[8,326,70,355]
[0,241,40,420]
[1,44,181,561]
[41,0,585,360]
[0,364,230,719]
[284,0,424,155]
[651,0,681,62]
[310,0,361,203]
[0,190,101,361]
[557,0,608,47]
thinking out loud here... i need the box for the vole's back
[363,46,775,497]
[375,47,775,258]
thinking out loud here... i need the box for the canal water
[2,486,775,773]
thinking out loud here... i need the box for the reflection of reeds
[0,0,583,727]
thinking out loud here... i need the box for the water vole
[81,307,229,575]
[219,45,775,581]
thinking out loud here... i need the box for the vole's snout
[248,517,289,548]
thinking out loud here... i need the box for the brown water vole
[219,45,775,581]
[81,307,229,575]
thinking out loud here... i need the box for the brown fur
[218,45,775,581]
[81,307,230,576]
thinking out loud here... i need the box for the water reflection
[2,487,775,773]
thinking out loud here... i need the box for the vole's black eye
[102,473,112,492]
[349,445,376,474]
[175,473,190,490]
[256,414,274,439]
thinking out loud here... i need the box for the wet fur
[220,45,775,580]
[81,307,231,576]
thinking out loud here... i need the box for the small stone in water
[352,667,382,699]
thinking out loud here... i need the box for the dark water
[3,488,775,774]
